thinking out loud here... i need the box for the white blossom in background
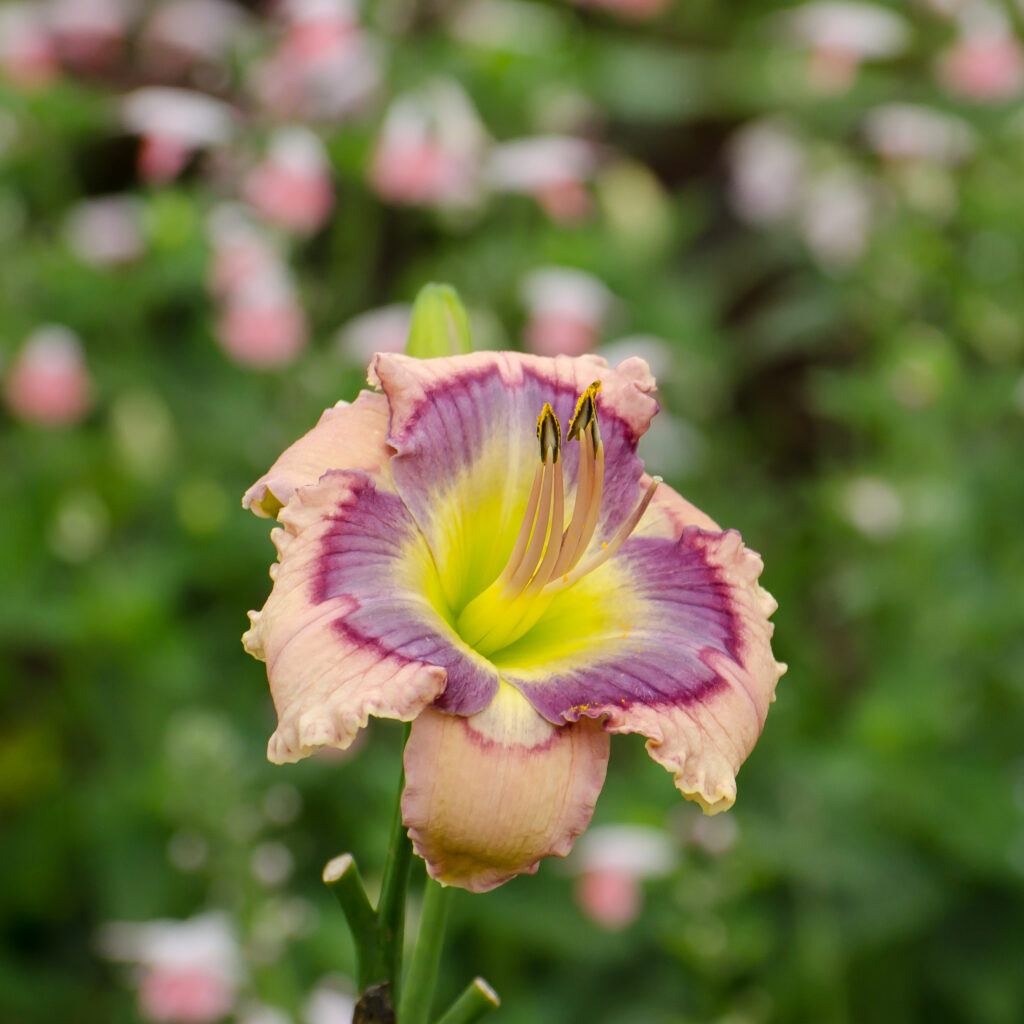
[862,104,975,165]
[798,167,875,271]
[521,266,614,356]
[779,1,910,93]
[598,334,673,380]
[727,119,806,226]
[239,1004,293,1024]
[840,476,905,538]
[370,80,488,208]
[140,0,245,77]
[486,135,598,222]
[0,4,59,88]
[121,87,236,183]
[250,841,295,887]
[689,811,739,855]
[64,195,145,266]
[304,980,357,1024]
[572,825,676,930]
[336,304,412,364]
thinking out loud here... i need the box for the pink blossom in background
[521,267,613,356]
[486,135,597,222]
[121,88,236,183]
[64,195,145,266]
[370,81,487,208]
[140,0,245,80]
[572,825,676,930]
[137,135,194,183]
[137,966,235,1024]
[216,272,308,369]
[0,5,59,88]
[575,869,642,929]
[47,0,128,74]
[243,127,335,234]
[205,204,308,369]
[939,34,1024,102]
[206,205,282,299]
[96,913,242,1024]
[335,304,411,364]
[780,1,910,94]
[3,325,93,426]
[253,0,380,121]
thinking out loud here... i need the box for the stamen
[454,384,660,658]
[551,449,590,578]
[548,476,661,593]
[505,405,559,593]
[572,426,605,570]
[496,462,544,585]
[524,456,564,596]
[551,382,603,578]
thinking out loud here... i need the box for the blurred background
[3,0,1024,1021]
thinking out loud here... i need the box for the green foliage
[3,2,1024,1023]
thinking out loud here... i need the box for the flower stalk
[322,853,386,990]
[435,979,501,1024]
[398,879,453,1024]
[322,723,498,1023]
[377,725,415,1002]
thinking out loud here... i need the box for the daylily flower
[243,348,783,892]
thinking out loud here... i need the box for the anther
[537,403,560,462]
[552,383,604,577]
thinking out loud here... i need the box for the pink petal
[245,470,451,763]
[601,529,784,813]
[243,390,391,518]
[402,688,610,892]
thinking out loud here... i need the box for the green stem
[434,978,501,1024]
[398,879,453,1024]
[322,854,385,990]
[377,722,414,1004]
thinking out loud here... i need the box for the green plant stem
[322,854,385,990]
[398,879,453,1024]
[377,722,414,1003]
[434,978,501,1024]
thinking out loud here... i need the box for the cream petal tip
[242,612,265,660]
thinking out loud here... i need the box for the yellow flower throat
[456,382,659,657]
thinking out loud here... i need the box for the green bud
[405,283,473,358]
